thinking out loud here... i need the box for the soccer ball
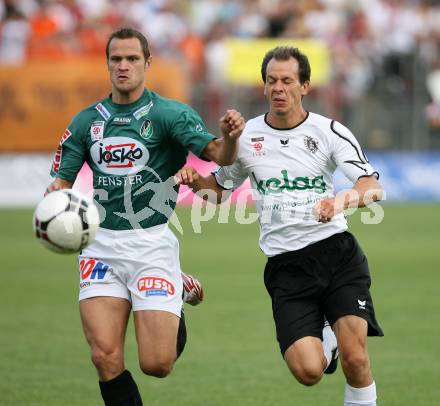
[33,189,100,254]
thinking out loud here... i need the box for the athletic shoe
[323,320,339,374]
[182,272,204,306]
[324,347,339,374]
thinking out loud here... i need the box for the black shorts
[264,231,384,355]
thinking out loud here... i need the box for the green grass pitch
[0,204,439,405]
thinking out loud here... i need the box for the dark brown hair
[106,27,150,61]
[261,46,311,84]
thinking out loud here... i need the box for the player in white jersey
[176,46,384,406]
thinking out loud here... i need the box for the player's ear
[301,80,310,96]
[145,56,152,70]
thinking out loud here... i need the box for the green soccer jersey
[51,89,216,230]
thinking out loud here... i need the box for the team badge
[280,138,289,147]
[90,121,105,141]
[140,119,153,140]
[304,136,319,153]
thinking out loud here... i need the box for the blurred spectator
[1,0,440,136]
[0,6,30,64]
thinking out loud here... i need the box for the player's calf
[284,337,327,386]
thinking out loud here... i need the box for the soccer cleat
[324,347,339,374]
[181,272,204,306]
[323,320,339,374]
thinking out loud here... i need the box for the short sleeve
[50,116,87,182]
[330,120,379,183]
[170,106,216,158]
[212,160,248,190]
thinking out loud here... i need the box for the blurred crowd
[1,0,440,130]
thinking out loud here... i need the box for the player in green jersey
[45,28,245,406]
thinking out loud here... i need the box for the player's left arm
[314,175,384,223]
[314,120,384,223]
[202,109,245,165]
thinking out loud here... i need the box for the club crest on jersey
[90,121,104,141]
[304,136,319,153]
[280,138,289,147]
[140,119,153,140]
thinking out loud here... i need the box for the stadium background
[0,0,439,405]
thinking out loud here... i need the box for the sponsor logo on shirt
[79,258,110,280]
[133,101,153,120]
[138,277,175,297]
[252,141,266,157]
[251,137,264,142]
[95,103,111,120]
[52,128,72,173]
[254,142,263,152]
[90,121,104,141]
[90,136,149,175]
[139,119,153,140]
[113,117,132,125]
[251,170,327,195]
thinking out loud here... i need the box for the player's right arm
[175,168,225,204]
[46,113,89,195]
[45,178,73,195]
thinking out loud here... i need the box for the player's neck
[111,86,144,105]
[267,108,308,129]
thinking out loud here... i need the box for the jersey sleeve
[212,159,248,190]
[330,120,379,183]
[50,115,87,182]
[169,105,216,158]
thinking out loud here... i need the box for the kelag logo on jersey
[90,136,149,175]
[79,258,110,280]
[138,277,175,297]
[251,170,327,195]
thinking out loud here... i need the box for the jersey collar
[264,111,310,131]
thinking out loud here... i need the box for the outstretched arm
[313,175,384,223]
[202,109,245,166]
[175,167,227,204]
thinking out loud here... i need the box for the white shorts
[78,224,183,316]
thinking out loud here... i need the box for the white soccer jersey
[214,112,379,257]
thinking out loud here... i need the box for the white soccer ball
[33,189,100,254]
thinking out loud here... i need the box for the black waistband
[267,231,349,263]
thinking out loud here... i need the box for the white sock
[344,382,377,406]
[322,324,337,370]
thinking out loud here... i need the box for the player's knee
[341,350,369,375]
[91,347,122,374]
[289,364,322,386]
[139,359,174,378]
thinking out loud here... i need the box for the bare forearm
[203,137,239,166]
[188,175,228,204]
[45,178,73,195]
[338,178,384,209]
